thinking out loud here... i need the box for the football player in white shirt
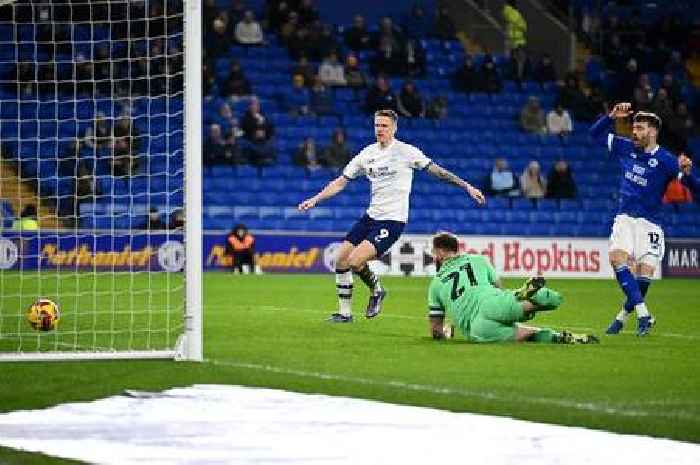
[298,109,486,322]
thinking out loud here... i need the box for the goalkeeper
[427,232,598,344]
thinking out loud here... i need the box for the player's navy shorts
[344,214,405,257]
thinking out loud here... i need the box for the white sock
[635,302,650,318]
[335,269,353,316]
[615,308,630,322]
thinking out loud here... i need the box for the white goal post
[0,0,202,362]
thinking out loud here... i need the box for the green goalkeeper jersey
[427,254,500,329]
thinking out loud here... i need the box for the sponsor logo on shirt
[648,158,658,167]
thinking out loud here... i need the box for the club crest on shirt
[648,158,658,167]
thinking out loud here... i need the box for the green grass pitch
[1,272,699,463]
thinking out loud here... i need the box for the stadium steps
[0,160,63,229]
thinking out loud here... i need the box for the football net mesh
[0,0,191,358]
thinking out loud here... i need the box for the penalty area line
[205,358,700,422]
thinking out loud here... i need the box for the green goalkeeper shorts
[466,291,525,343]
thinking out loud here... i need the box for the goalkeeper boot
[513,276,546,301]
[606,318,624,335]
[561,331,600,344]
[637,315,655,336]
[365,288,387,319]
[529,287,562,311]
[327,313,353,323]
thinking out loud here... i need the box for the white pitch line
[251,305,700,340]
[206,358,700,423]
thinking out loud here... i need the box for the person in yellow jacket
[503,0,527,51]
[12,205,39,231]
[225,223,256,274]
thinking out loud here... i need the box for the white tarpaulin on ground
[0,384,697,465]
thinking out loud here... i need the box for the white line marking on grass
[206,358,700,423]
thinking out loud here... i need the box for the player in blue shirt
[589,102,680,336]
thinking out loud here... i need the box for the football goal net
[0,0,202,361]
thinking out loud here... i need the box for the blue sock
[615,265,644,311]
[624,276,651,313]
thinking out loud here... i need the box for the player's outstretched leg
[607,276,652,334]
[328,267,354,323]
[356,263,386,318]
[517,326,599,344]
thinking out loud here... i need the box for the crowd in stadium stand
[197,0,699,208]
[1,0,698,233]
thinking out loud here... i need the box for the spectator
[84,112,111,149]
[558,75,595,122]
[309,75,336,116]
[667,102,695,153]
[374,31,403,75]
[267,0,291,33]
[344,53,367,89]
[533,53,557,84]
[453,55,478,93]
[297,0,320,27]
[318,52,346,87]
[344,15,372,51]
[520,96,546,134]
[314,25,340,63]
[477,55,502,94]
[222,61,251,97]
[520,160,546,200]
[169,208,185,230]
[663,153,693,207]
[365,75,397,114]
[546,104,573,139]
[660,73,682,106]
[291,55,316,87]
[204,123,244,165]
[650,88,674,124]
[433,5,456,40]
[207,17,231,59]
[285,74,310,116]
[75,162,99,206]
[321,128,353,170]
[426,95,449,120]
[288,24,313,61]
[546,160,577,199]
[665,50,687,81]
[280,11,299,46]
[112,136,138,176]
[402,39,426,77]
[146,207,167,230]
[614,58,639,102]
[235,10,263,45]
[215,102,239,133]
[397,80,425,118]
[13,205,39,231]
[402,4,431,40]
[241,98,276,166]
[632,73,654,111]
[507,46,532,86]
[228,0,247,24]
[226,223,256,274]
[503,0,527,51]
[686,50,700,87]
[488,158,520,197]
[294,137,322,172]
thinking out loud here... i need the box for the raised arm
[426,162,486,205]
[589,102,633,145]
[298,175,349,211]
[679,154,700,199]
